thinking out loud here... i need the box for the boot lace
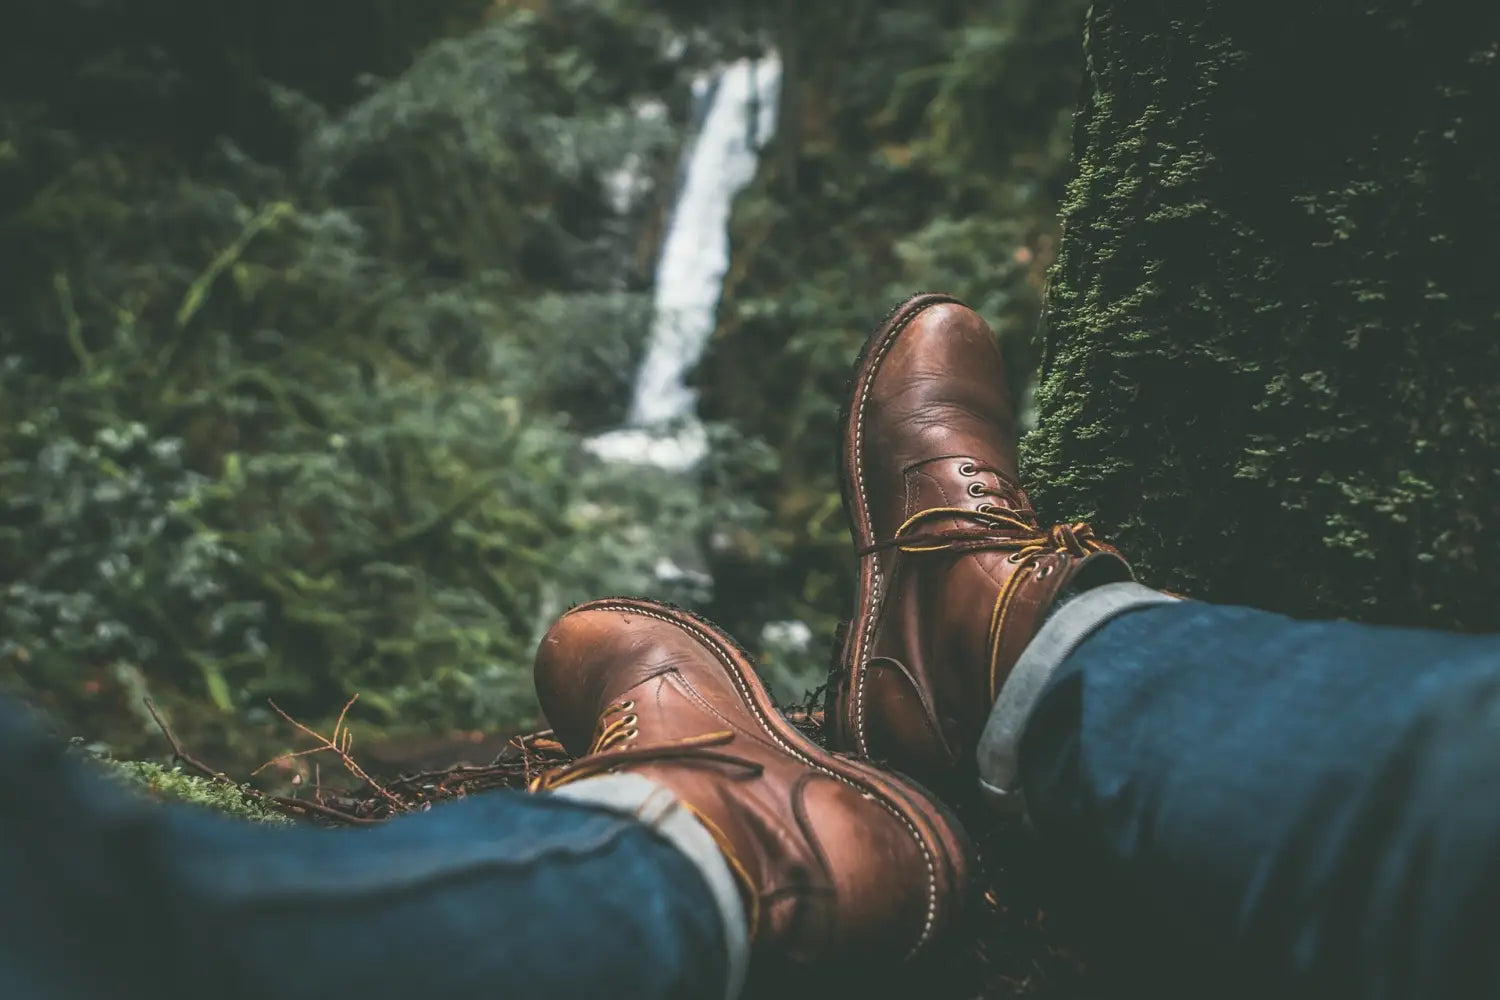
[859,463,1115,698]
[529,700,765,792]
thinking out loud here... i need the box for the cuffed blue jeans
[0,701,744,1000]
[981,585,1500,999]
[14,590,1500,1000]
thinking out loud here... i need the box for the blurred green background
[0,0,1087,769]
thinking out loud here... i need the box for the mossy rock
[1026,0,1500,630]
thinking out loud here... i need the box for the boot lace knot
[859,464,1118,699]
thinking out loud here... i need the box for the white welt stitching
[850,302,932,758]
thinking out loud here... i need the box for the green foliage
[1026,2,1500,629]
[100,757,288,823]
[0,1,728,760]
[2,0,1103,760]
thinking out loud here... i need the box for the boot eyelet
[967,482,986,497]
[977,504,995,514]
[621,714,638,726]
[1035,563,1054,580]
[619,700,635,712]
[626,729,639,741]
[1007,552,1025,563]
[958,462,977,476]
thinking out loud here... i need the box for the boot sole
[828,293,965,762]
[569,596,975,961]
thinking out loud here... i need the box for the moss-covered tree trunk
[1025,2,1500,629]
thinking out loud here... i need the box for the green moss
[101,759,289,823]
[1026,2,1500,629]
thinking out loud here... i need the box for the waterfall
[586,54,782,470]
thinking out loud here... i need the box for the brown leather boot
[826,294,1133,784]
[533,598,972,966]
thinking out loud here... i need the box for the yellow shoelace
[863,503,1113,698]
[529,700,764,791]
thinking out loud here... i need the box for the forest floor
[136,696,1127,1000]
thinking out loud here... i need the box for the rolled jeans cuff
[551,773,748,1000]
[977,582,1178,814]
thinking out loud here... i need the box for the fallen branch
[142,696,286,817]
[269,795,381,826]
[144,697,238,785]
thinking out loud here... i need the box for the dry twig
[254,695,405,811]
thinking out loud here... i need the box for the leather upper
[832,296,1131,782]
[534,599,970,964]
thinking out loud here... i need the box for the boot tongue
[897,455,1033,526]
[880,458,1048,747]
[864,455,1036,583]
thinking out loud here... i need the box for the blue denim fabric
[0,701,726,1000]
[1021,601,1500,999]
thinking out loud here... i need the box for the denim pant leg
[0,701,734,1000]
[1017,599,1500,999]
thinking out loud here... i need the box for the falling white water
[586,54,782,470]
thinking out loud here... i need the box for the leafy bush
[1,0,1099,761]
[0,2,725,760]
